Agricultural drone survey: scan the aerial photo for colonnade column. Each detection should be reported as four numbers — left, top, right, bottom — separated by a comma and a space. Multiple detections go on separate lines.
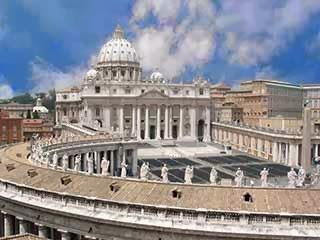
59, 229, 71, 240
95, 152, 101, 174
110, 150, 114, 176
37, 224, 47, 238
189, 107, 196, 140
278, 143, 282, 163
137, 106, 141, 140
179, 106, 184, 139
289, 143, 299, 167
132, 149, 138, 176
315, 144, 319, 159
145, 106, 150, 140
169, 106, 173, 139
164, 106, 169, 139
203, 107, 211, 142
131, 106, 136, 137
285, 143, 289, 165
3, 212, 13, 236
156, 106, 161, 140
103, 107, 111, 130
119, 106, 124, 136
17, 217, 27, 234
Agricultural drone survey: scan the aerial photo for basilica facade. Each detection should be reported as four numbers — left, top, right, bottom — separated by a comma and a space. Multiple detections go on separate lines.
56, 25, 212, 142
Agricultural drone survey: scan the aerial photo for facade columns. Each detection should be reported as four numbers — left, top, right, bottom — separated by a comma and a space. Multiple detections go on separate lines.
95, 152, 101, 174
285, 143, 289, 165
289, 143, 299, 167
156, 106, 161, 140
257, 138, 263, 157
3, 213, 13, 236
103, 107, 111, 130
119, 106, 124, 136
145, 106, 150, 140
132, 149, 138, 176
169, 106, 173, 139
179, 106, 184, 139
131, 106, 136, 137
17, 217, 28, 234
59, 230, 71, 240
315, 144, 319, 159
164, 106, 169, 139
203, 107, 211, 142
109, 150, 115, 176
37, 224, 47, 238
278, 143, 282, 163
137, 106, 141, 140
189, 107, 196, 140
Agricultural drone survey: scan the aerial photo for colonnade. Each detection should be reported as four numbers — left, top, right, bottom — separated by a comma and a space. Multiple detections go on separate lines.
0, 212, 97, 239
212, 127, 301, 167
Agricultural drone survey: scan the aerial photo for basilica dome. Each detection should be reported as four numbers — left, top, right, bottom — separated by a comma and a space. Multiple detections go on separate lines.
97, 25, 138, 64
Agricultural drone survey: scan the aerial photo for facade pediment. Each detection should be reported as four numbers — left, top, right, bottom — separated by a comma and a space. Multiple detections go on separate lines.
139, 89, 169, 99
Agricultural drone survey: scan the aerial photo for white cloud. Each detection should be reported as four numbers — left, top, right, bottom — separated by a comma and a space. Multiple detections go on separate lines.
217, 0, 320, 66
29, 57, 91, 93
131, 0, 216, 79
0, 75, 14, 99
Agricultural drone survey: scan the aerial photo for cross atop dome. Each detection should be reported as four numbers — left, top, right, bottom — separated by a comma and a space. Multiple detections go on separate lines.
113, 24, 124, 39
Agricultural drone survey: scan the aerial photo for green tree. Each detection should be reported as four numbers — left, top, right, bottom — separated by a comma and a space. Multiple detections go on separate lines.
11, 93, 35, 104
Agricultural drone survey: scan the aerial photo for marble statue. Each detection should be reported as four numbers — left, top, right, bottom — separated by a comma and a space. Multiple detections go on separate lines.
287, 168, 297, 188
140, 162, 150, 181
184, 165, 194, 184
260, 168, 269, 187
87, 154, 94, 175
52, 152, 58, 169
234, 168, 244, 187
62, 154, 69, 171
43, 152, 50, 167
312, 164, 320, 185
74, 155, 81, 172
161, 164, 169, 183
210, 167, 218, 185
101, 157, 110, 176
297, 166, 306, 187
120, 160, 128, 178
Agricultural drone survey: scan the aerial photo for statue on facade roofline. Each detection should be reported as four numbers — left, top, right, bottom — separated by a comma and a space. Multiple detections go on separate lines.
74, 154, 81, 172
101, 156, 110, 176
210, 167, 218, 185
120, 159, 128, 178
287, 168, 297, 188
161, 164, 169, 183
296, 166, 306, 187
260, 168, 269, 187
184, 165, 194, 184
234, 168, 244, 187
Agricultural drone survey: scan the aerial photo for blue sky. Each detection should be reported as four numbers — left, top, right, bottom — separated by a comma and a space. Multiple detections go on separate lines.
0, 0, 320, 97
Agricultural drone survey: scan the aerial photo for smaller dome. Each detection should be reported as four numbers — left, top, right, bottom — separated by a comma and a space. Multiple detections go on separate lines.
86, 69, 98, 79
150, 71, 164, 80
33, 98, 48, 113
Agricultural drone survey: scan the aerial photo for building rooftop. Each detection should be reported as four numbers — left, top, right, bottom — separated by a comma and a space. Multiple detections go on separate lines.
2, 143, 320, 216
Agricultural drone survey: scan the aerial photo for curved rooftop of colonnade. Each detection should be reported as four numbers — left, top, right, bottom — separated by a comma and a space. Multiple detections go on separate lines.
1, 143, 320, 216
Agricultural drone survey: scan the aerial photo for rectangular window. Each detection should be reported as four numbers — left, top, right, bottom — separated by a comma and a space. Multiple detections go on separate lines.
112, 71, 117, 77
199, 88, 204, 95
95, 86, 101, 93
186, 90, 189, 95
121, 70, 126, 77
63, 109, 67, 116
125, 89, 131, 94
96, 108, 100, 117
141, 89, 145, 94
